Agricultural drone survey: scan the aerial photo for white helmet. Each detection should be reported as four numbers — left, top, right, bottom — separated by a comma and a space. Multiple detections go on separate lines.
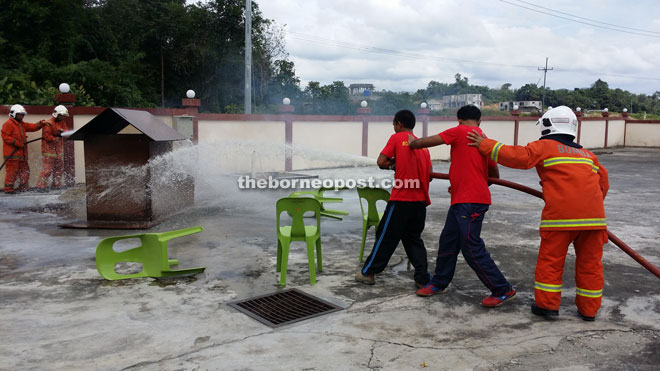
536, 105, 578, 138
53, 105, 69, 118
9, 104, 27, 118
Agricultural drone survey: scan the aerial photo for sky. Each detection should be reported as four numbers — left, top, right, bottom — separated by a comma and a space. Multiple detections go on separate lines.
253, 0, 660, 95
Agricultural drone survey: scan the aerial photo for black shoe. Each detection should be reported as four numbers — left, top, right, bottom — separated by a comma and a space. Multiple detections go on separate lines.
531, 303, 559, 318
578, 311, 595, 321
33, 187, 48, 193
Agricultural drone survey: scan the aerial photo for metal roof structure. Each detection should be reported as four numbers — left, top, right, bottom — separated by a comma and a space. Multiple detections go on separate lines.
68, 108, 186, 141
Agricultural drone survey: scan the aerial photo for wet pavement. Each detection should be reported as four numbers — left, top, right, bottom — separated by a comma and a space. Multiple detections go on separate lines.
0, 147, 659, 370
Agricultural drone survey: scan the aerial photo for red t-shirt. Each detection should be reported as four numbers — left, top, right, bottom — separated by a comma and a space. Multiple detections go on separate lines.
381, 131, 432, 205
438, 125, 496, 205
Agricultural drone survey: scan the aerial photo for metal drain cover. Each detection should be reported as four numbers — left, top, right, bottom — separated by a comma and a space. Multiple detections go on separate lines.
228, 288, 343, 328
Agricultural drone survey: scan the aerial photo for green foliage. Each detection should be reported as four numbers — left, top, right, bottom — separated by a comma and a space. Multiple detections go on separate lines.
300, 81, 353, 115
0, 0, 291, 112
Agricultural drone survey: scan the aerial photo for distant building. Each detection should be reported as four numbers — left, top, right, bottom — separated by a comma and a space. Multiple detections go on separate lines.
428, 94, 483, 110
349, 84, 375, 96
349, 83, 376, 103
499, 101, 542, 112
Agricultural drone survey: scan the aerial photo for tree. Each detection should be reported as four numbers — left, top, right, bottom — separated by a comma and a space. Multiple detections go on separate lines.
267, 60, 300, 105
301, 81, 351, 115
0, 0, 296, 112
515, 84, 542, 101
372, 90, 415, 115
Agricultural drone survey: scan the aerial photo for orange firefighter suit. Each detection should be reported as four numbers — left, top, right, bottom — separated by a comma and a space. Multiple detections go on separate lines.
2, 117, 45, 193
478, 137, 609, 317
36, 117, 68, 189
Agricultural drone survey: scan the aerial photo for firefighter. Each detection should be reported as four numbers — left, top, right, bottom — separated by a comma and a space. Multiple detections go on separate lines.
467, 106, 609, 321
35, 105, 69, 191
2, 104, 47, 193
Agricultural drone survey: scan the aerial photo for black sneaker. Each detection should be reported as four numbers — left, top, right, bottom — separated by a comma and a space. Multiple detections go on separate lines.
578, 311, 596, 321
531, 303, 559, 318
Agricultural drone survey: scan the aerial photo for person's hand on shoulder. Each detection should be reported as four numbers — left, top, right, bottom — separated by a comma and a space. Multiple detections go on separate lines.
407, 133, 416, 147
467, 130, 485, 147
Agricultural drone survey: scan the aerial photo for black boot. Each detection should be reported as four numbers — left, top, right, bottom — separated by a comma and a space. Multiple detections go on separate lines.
531, 303, 559, 319
578, 311, 595, 321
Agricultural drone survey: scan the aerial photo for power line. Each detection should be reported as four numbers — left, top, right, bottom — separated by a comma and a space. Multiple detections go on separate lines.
499, 0, 660, 39
286, 31, 539, 69
510, 0, 660, 35
554, 69, 660, 82
285, 31, 660, 82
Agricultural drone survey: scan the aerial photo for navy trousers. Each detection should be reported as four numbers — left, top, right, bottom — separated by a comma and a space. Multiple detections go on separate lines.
361, 201, 430, 286
430, 203, 511, 296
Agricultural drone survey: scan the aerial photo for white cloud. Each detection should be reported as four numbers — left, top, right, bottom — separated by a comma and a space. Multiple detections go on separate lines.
257, 0, 660, 94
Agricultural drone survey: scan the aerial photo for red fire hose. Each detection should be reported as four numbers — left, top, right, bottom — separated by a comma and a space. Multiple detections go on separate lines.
431, 171, 660, 279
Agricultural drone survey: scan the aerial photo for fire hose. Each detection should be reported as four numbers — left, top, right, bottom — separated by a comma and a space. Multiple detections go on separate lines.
0, 137, 43, 172
430, 171, 660, 279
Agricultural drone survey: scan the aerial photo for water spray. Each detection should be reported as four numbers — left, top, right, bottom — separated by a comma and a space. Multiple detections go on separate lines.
430, 172, 660, 279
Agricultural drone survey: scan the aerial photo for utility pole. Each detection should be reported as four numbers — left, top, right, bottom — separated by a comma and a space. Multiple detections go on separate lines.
244, 0, 252, 114
538, 57, 553, 112
631, 97, 633, 114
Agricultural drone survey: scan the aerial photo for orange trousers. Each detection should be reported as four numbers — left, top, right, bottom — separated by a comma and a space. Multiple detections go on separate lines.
36, 157, 63, 189
535, 230, 608, 317
4, 159, 30, 192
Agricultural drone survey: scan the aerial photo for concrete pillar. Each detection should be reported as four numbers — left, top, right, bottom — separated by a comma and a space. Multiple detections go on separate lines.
358, 106, 371, 157
623, 110, 629, 146
511, 109, 520, 145
417, 107, 430, 138
279, 104, 295, 171
575, 110, 583, 145
182, 98, 201, 144
602, 110, 610, 148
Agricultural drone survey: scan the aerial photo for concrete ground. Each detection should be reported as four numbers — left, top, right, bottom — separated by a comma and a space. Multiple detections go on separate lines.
1, 147, 659, 371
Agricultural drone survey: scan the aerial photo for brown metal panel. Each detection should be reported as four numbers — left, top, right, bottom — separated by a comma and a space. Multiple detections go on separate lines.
84, 134, 152, 221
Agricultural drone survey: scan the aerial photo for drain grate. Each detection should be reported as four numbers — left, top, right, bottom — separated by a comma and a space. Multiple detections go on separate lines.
228, 288, 343, 328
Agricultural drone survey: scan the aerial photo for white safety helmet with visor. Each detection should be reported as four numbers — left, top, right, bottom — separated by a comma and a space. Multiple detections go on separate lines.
536, 105, 578, 138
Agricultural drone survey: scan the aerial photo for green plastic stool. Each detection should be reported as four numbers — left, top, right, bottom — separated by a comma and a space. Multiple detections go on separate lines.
96, 226, 206, 280
276, 197, 322, 286
356, 187, 390, 263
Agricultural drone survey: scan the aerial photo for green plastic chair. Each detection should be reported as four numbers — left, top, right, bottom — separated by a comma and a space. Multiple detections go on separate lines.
276, 197, 322, 286
289, 187, 348, 220
96, 226, 206, 280
356, 187, 390, 263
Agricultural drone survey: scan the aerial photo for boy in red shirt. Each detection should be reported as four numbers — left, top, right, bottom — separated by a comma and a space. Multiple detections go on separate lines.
468, 106, 608, 320
355, 109, 433, 288
409, 105, 516, 307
